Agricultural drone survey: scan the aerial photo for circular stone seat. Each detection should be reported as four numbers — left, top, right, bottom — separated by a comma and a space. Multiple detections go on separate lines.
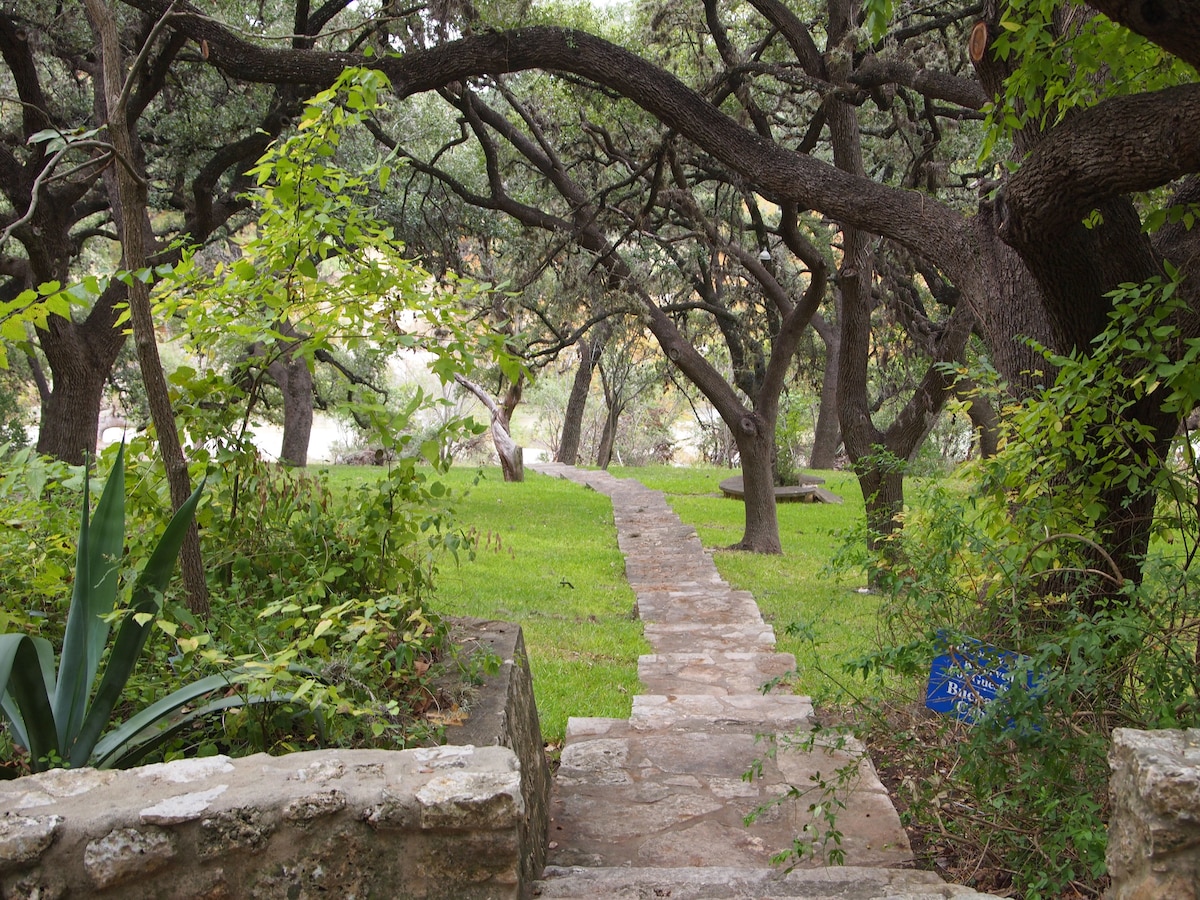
718, 474, 843, 504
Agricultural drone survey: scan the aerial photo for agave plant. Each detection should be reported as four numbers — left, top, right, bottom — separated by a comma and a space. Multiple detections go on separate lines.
0, 445, 237, 772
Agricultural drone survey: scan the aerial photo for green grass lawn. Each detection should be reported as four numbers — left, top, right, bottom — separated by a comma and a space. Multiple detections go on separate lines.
429, 467, 646, 743
318, 462, 885, 740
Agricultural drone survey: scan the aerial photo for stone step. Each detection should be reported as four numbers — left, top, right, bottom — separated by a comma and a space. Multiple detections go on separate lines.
563, 716, 629, 739
534, 865, 1006, 899
551, 717, 907, 872
643, 621, 778, 653
630, 693, 814, 731
639, 651, 798, 695
637, 589, 765, 626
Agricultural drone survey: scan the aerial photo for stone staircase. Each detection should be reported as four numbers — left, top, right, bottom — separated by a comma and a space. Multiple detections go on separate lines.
529, 463, 1001, 900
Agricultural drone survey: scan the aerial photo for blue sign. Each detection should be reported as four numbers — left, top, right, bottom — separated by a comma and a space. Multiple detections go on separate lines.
925, 634, 1032, 725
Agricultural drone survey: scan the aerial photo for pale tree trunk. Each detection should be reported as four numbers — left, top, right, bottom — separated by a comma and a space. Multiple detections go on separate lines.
595, 358, 622, 470
85, 0, 209, 616
953, 376, 1000, 459
267, 352, 313, 466
595, 401, 621, 469
809, 311, 842, 469
455, 374, 524, 482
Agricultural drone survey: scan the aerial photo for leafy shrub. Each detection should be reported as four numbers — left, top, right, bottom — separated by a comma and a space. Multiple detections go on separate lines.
835, 273, 1200, 897
141, 445, 474, 758
0, 445, 217, 772
0, 447, 79, 643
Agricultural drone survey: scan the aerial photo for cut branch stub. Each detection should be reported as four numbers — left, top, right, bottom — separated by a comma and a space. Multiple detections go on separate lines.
968, 21, 989, 63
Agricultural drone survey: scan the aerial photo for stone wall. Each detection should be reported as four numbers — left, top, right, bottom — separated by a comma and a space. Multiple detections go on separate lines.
1107, 727, 1200, 900
0, 621, 549, 900
442, 619, 550, 889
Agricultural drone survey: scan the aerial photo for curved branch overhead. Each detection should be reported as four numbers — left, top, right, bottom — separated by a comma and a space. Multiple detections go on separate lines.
119, 0, 1200, 302
848, 59, 988, 110
1002, 82, 1200, 239
1087, 0, 1200, 68
120, 1, 972, 276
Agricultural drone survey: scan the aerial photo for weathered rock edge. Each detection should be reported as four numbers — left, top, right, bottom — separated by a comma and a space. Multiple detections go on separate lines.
1107, 727, 1200, 900
0, 621, 549, 900
443, 617, 551, 890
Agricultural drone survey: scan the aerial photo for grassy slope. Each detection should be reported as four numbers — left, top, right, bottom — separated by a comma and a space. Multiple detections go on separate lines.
431, 467, 646, 743
320, 462, 883, 741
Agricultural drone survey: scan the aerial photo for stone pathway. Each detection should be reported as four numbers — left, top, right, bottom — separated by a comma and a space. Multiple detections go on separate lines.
529, 463, 1001, 899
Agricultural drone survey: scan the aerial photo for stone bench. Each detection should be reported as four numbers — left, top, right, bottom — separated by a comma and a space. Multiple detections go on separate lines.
718, 475, 843, 504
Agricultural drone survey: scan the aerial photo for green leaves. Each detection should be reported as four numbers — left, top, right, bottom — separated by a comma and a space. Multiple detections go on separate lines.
0, 280, 99, 367
27, 126, 104, 155
0, 445, 210, 771
862, 0, 894, 43
980, 0, 1197, 162
157, 67, 521, 462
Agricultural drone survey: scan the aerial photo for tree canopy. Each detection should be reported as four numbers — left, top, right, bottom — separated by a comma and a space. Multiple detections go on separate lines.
4, 0, 1200, 571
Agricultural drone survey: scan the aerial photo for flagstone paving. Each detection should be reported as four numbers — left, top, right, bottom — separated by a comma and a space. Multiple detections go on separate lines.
529, 463, 1002, 899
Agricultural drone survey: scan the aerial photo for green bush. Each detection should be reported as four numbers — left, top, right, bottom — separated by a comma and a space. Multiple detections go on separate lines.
0, 447, 79, 644
144, 448, 472, 759
0, 445, 215, 772
839, 272, 1200, 897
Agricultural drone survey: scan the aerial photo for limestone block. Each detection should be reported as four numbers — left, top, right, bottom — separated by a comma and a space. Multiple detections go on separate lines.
0, 815, 63, 871
416, 768, 524, 829
197, 808, 273, 858
140, 785, 229, 825
84, 826, 176, 889
136, 756, 235, 784
1108, 728, 1200, 900
362, 790, 422, 829
281, 789, 347, 823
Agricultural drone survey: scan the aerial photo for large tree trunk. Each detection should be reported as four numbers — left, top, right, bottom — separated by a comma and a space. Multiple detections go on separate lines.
262, 321, 314, 467
37, 337, 115, 465
730, 414, 782, 554
86, 0, 209, 616
267, 352, 314, 466
809, 311, 841, 469
858, 463, 905, 560
35, 292, 126, 465
558, 326, 606, 465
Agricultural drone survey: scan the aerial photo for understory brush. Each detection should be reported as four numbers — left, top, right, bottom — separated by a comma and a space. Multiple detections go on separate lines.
835, 278, 1200, 898
0, 439, 486, 773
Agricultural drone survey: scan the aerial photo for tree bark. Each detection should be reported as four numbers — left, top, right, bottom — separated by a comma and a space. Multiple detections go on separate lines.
953, 376, 1001, 459
260, 319, 314, 467
36, 310, 123, 465
266, 352, 314, 467
595, 405, 616, 470
595, 357, 622, 470
809, 311, 842, 469
731, 412, 783, 554
85, 0, 209, 616
557, 325, 606, 465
